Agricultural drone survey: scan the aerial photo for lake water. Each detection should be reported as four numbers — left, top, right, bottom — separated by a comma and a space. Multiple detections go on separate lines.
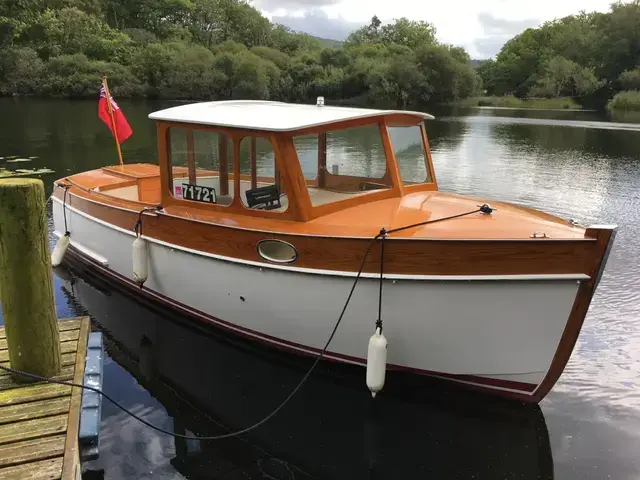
1, 98, 639, 479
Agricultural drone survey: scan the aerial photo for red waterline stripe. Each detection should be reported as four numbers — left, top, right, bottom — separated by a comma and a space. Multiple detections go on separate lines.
64, 245, 538, 395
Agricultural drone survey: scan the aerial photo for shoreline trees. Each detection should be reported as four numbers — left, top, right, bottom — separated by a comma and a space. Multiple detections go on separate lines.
0, 1, 480, 107
476, 1, 640, 110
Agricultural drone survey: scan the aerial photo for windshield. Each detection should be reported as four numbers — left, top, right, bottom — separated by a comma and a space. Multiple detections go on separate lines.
293, 124, 392, 207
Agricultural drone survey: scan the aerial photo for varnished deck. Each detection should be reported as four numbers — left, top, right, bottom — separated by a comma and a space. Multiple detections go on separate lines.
0, 317, 90, 479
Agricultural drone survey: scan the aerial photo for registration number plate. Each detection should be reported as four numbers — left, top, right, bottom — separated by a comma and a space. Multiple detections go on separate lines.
182, 183, 217, 203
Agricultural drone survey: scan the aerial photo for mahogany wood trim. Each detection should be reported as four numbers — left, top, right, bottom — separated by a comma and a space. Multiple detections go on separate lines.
54, 188, 601, 276
307, 186, 398, 220
218, 136, 229, 196
98, 179, 138, 192
186, 130, 196, 184
380, 123, 405, 197
422, 124, 438, 187
384, 113, 427, 127
318, 133, 327, 188
531, 226, 616, 401
319, 172, 392, 193
153, 119, 443, 222
290, 114, 423, 137
250, 137, 257, 189
158, 122, 172, 208
272, 135, 310, 222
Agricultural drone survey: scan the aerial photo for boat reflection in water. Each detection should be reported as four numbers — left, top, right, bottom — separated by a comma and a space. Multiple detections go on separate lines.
60, 264, 554, 480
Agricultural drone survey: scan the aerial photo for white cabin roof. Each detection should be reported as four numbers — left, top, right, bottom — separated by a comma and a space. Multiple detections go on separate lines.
148, 100, 434, 132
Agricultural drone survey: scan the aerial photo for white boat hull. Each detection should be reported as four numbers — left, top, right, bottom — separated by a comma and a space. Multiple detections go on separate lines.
53, 198, 586, 399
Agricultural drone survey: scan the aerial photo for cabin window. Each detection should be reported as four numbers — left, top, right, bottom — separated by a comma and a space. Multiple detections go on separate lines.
293, 124, 391, 207
238, 136, 285, 211
387, 125, 431, 185
168, 128, 234, 206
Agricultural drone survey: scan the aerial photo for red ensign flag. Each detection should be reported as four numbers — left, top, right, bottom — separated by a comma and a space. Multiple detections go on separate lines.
98, 82, 133, 144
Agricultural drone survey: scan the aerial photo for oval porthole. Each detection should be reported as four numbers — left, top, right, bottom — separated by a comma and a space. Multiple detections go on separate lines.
257, 239, 298, 264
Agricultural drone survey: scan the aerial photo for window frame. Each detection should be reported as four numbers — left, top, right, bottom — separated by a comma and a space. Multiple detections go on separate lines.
383, 117, 438, 193
288, 118, 405, 220
156, 114, 438, 223
158, 121, 298, 220
237, 134, 285, 210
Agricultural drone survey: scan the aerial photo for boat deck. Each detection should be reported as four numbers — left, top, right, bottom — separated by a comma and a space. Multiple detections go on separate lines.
0, 317, 90, 479
60, 164, 588, 240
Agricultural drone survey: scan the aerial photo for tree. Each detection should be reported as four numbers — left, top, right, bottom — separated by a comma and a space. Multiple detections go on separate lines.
0, 0, 483, 106
189, 0, 271, 48
531, 56, 602, 98
481, 1, 640, 104
346, 16, 436, 49
619, 67, 640, 90
23, 7, 133, 61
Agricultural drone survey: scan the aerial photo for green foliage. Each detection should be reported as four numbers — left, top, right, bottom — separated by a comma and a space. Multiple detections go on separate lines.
0, 0, 481, 106
619, 68, 640, 90
458, 96, 579, 109
42, 53, 140, 97
0, 48, 44, 95
346, 16, 436, 49
21, 8, 133, 61
607, 90, 640, 111
530, 56, 602, 98
478, 1, 640, 107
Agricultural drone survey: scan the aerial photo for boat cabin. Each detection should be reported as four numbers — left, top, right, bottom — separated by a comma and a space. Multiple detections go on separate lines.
97, 100, 437, 222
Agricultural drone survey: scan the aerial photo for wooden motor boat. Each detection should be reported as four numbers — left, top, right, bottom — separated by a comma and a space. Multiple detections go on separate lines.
51, 99, 616, 403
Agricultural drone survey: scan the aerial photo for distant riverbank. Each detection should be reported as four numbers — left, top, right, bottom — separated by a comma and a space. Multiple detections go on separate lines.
456, 91, 640, 113
454, 96, 581, 110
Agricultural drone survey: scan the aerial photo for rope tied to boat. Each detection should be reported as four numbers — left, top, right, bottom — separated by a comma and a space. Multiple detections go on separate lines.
57, 182, 72, 237
1, 203, 493, 441
134, 204, 164, 237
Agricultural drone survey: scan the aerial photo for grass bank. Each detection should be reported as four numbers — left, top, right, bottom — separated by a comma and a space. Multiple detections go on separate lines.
607, 90, 640, 111
456, 96, 581, 110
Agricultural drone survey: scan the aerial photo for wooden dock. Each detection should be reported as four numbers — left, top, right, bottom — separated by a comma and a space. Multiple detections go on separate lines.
0, 317, 90, 480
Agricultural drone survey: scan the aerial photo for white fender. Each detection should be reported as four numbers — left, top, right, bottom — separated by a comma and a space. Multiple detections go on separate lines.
366, 327, 387, 398
132, 236, 149, 286
51, 234, 70, 267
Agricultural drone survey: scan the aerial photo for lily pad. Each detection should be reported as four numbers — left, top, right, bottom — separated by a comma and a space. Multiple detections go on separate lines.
6, 158, 32, 163
5, 156, 18, 160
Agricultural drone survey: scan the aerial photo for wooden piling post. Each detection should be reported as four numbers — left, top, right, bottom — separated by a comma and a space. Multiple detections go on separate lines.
0, 179, 61, 379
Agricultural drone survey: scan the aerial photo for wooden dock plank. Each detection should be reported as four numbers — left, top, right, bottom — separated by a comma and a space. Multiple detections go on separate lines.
0, 365, 75, 389
0, 414, 67, 445
1, 352, 76, 367
0, 434, 66, 467
0, 397, 70, 426
0, 383, 71, 407
0, 318, 83, 340
0, 457, 63, 479
0, 330, 79, 351
60, 318, 90, 480
0, 316, 90, 480
0, 341, 77, 363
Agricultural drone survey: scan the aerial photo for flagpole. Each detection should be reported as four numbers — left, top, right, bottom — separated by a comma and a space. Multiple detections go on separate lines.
102, 76, 124, 166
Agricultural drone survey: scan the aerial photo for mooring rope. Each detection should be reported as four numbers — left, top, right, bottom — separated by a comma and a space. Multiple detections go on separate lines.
0, 205, 492, 441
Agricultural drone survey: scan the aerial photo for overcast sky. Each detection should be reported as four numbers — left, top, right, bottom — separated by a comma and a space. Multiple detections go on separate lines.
256, 0, 615, 58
